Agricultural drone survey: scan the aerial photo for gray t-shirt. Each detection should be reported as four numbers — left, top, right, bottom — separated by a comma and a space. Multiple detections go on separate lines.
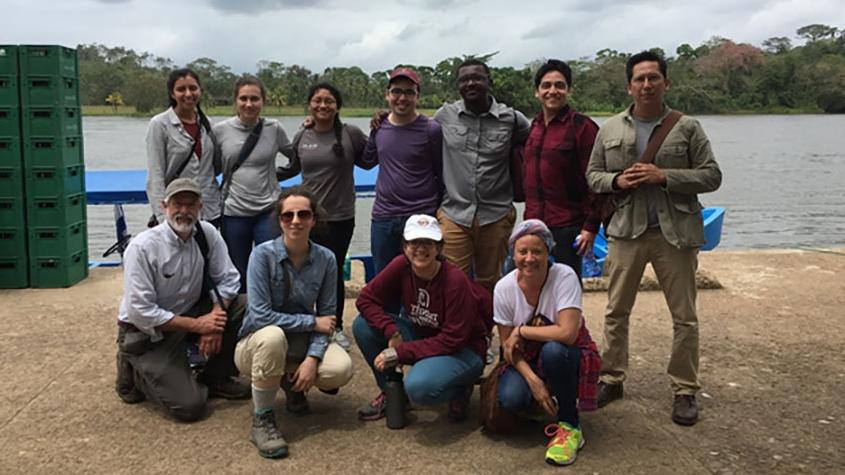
213, 117, 293, 217
633, 117, 661, 228
283, 124, 372, 221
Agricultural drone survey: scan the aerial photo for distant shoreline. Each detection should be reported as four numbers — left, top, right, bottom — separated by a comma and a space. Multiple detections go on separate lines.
81, 105, 825, 118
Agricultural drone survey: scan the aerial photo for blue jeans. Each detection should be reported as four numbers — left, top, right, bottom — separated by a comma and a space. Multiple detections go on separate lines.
370, 216, 408, 314
352, 314, 484, 406
497, 341, 581, 426
222, 209, 281, 293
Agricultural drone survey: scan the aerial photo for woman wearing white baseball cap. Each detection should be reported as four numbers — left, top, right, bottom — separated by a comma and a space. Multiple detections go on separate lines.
353, 214, 492, 423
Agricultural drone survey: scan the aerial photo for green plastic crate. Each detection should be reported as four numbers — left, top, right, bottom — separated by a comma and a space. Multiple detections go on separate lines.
0, 75, 18, 106
28, 221, 85, 257
21, 106, 80, 137
19, 45, 77, 77
20, 75, 79, 107
0, 196, 26, 227
0, 107, 20, 136
0, 166, 24, 198
0, 46, 18, 75
25, 164, 84, 197
23, 135, 82, 167
26, 192, 84, 227
0, 226, 27, 258
0, 137, 22, 167
0, 256, 29, 288
29, 249, 87, 288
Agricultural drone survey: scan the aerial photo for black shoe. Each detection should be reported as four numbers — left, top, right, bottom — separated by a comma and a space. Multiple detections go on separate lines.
280, 376, 310, 415
319, 387, 339, 395
672, 395, 699, 426
447, 385, 473, 422
597, 381, 623, 408
205, 377, 251, 400
115, 353, 145, 404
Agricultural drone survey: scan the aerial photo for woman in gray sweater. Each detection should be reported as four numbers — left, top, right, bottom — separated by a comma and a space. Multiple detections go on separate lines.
145, 68, 221, 226
213, 76, 293, 292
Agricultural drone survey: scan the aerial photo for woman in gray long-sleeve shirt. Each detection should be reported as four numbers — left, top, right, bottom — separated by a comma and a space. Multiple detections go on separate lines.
145, 68, 221, 225
213, 76, 293, 292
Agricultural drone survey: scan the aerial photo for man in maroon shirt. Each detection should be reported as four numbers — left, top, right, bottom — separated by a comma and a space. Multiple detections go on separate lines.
352, 215, 491, 423
523, 60, 601, 279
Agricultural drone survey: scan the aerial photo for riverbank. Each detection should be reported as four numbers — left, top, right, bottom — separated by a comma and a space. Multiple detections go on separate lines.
1, 249, 843, 474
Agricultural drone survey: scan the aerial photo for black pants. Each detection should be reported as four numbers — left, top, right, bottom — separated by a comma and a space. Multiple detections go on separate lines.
311, 218, 355, 329
550, 224, 583, 281
115, 294, 246, 422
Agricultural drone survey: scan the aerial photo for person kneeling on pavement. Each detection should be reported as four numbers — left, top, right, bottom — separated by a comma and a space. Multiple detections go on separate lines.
353, 214, 491, 423
115, 178, 250, 422
235, 186, 353, 459
493, 220, 600, 466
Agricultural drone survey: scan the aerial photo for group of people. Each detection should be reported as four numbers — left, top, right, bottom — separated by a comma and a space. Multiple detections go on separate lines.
116, 50, 722, 467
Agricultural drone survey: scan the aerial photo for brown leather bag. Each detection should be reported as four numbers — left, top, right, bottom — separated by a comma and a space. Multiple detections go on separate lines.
599, 110, 683, 228
478, 361, 521, 434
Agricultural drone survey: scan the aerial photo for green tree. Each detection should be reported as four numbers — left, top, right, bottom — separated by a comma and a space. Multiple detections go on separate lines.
123, 70, 165, 113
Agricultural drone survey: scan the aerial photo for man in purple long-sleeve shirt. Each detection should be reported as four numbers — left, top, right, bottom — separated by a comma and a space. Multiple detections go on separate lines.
362, 68, 443, 280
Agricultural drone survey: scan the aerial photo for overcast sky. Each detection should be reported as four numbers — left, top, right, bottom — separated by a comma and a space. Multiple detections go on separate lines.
4, 0, 843, 74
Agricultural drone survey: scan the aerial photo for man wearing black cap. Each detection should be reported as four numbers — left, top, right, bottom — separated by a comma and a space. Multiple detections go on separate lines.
115, 177, 249, 422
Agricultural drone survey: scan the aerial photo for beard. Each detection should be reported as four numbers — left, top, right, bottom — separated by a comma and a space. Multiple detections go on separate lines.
166, 212, 197, 235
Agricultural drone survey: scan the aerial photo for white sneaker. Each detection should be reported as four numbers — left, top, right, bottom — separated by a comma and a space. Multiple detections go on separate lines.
334, 329, 352, 351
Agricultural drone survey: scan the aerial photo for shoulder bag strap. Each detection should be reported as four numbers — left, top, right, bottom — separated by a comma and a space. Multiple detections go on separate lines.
220, 118, 264, 191
164, 134, 197, 186
638, 110, 682, 165
193, 221, 226, 311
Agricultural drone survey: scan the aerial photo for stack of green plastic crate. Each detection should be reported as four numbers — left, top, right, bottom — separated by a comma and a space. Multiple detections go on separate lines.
19, 45, 87, 288
0, 45, 29, 288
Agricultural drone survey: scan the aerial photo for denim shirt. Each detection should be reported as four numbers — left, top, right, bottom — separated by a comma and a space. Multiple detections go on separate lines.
238, 237, 337, 360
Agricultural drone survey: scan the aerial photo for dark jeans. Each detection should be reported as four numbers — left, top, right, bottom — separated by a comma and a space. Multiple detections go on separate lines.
115, 295, 246, 422
221, 209, 281, 293
550, 224, 582, 281
311, 218, 355, 329
352, 314, 483, 405
497, 341, 581, 426
370, 216, 408, 314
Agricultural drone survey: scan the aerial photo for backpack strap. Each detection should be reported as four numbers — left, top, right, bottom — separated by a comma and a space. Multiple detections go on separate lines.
638, 110, 683, 164
193, 221, 226, 311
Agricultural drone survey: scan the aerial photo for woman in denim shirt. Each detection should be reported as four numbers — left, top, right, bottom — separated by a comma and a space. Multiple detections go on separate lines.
234, 186, 353, 459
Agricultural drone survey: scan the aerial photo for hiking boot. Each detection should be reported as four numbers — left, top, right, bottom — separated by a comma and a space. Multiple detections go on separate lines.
544, 422, 585, 466
205, 377, 251, 400
280, 376, 310, 415
115, 353, 145, 404
333, 329, 352, 352
250, 410, 289, 459
358, 392, 388, 421
597, 381, 623, 408
672, 394, 699, 426
447, 385, 473, 422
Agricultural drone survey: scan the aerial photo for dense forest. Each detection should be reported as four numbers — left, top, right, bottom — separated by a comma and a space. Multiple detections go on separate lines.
78, 23, 845, 115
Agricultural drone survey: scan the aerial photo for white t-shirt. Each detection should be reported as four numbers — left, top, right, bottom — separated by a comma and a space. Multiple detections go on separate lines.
493, 263, 582, 327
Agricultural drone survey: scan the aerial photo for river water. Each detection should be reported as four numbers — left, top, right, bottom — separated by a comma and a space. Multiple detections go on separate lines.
81, 114, 845, 262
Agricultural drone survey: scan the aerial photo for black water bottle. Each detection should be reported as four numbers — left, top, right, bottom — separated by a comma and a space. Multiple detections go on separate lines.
384, 370, 407, 429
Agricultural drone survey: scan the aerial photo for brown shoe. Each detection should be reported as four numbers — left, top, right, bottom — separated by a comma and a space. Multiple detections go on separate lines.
672, 395, 699, 426
597, 381, 623, 408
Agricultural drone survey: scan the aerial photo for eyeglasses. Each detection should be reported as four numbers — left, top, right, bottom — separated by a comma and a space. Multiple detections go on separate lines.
406, 239, 438, 248
280, 209, 314, 223
388, 87, 418, 98
458, 73, 488, 85
310, 98, 337, 106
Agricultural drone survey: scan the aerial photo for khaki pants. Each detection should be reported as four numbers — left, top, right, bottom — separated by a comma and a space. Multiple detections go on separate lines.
235, 326, 353, 391
437, 207, 516, 292
600, 228, 700, 395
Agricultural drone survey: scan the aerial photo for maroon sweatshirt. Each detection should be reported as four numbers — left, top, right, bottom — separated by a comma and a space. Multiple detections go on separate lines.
356, 255, 490, 364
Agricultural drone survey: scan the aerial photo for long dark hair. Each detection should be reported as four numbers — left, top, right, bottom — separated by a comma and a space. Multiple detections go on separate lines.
166, 68, 211, 132
307, 82, 345, 158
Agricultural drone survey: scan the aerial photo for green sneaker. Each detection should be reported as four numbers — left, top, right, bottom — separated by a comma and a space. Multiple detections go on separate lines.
544, 422, 584, 466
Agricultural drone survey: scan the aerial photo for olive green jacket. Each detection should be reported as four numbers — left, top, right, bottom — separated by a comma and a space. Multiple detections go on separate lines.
586, 106, 722, 248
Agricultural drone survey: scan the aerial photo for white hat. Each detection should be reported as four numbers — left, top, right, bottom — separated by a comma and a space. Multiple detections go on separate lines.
403, 214, 442, 242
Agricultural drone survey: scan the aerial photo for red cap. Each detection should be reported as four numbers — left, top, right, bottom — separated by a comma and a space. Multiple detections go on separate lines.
389, 67, 421, 87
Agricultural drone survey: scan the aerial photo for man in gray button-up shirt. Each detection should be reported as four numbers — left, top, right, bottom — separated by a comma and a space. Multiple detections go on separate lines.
115, 178, 249, 422
433, 59, 531, 292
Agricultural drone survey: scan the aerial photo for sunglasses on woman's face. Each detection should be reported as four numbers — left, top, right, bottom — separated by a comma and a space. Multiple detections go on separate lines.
280, 209, 314, 223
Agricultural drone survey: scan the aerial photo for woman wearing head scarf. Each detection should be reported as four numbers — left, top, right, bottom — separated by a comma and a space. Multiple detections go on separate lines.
493, 219, 601, 466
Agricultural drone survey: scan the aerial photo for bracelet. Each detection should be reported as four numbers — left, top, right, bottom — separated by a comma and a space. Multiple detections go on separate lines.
518, 326, 524, 338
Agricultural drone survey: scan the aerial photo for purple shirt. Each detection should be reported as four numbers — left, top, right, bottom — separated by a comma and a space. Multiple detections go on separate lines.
363, 115, 443, 219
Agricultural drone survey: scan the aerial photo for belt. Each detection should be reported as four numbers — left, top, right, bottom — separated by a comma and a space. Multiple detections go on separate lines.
117, 320, 141, 332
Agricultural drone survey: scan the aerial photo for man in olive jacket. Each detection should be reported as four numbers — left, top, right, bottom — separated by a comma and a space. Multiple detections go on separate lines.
586, 51, 722, 426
